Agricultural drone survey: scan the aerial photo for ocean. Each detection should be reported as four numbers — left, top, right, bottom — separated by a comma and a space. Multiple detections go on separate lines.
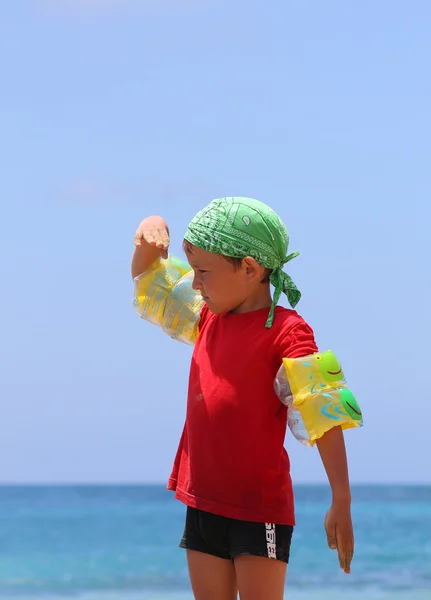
0, 485, 430, 600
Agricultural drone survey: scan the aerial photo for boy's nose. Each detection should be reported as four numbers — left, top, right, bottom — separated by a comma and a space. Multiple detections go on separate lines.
192, 275, 201, 291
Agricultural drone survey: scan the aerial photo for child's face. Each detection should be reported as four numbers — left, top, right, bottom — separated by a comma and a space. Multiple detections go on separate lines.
185, 244, 265, 315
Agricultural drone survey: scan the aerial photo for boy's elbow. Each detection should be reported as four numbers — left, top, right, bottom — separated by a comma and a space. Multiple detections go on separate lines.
131, 266, 142, 280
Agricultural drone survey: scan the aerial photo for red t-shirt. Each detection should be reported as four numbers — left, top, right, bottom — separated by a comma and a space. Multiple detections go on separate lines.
167, 304, 318, 525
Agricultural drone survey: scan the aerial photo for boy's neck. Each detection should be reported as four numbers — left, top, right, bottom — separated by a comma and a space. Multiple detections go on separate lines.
230, 285, 273, 315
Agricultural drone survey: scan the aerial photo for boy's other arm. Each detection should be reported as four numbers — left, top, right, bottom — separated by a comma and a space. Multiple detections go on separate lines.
273, 319, 357, 575
316, 427, 354, 575
131, 215, 170, 279
317, 426, 351, 504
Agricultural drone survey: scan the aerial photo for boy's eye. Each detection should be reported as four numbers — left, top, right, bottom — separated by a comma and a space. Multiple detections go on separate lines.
198, 270, 208, 274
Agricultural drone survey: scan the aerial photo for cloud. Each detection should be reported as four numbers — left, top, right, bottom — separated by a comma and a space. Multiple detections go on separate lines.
60, 176, 219, 205
61, 178, 125, 203
37, 0, 199, 16
39, 0, 145, 8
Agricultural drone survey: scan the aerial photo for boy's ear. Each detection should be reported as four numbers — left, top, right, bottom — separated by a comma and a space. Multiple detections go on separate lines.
242, 256, 265, 281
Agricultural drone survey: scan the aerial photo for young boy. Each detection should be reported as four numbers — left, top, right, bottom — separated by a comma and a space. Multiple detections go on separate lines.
131, 197, 360, 600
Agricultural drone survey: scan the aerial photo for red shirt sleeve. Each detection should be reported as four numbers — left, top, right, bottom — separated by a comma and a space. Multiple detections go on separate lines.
274, 317, 319, 360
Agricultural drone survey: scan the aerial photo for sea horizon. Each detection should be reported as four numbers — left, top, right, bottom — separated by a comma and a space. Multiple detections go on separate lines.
1, 481, 430, 487
1, 484, 429, 599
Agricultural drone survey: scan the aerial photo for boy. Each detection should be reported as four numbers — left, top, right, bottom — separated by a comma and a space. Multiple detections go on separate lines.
131, 197, 359, 600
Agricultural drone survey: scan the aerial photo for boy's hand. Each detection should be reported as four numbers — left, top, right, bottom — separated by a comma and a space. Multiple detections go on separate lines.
133, 216, 170, 260
324, 502, 354, 574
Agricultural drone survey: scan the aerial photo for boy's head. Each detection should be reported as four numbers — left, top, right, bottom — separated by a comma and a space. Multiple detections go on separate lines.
183, 240, 270, 317
183, 197, 301, 328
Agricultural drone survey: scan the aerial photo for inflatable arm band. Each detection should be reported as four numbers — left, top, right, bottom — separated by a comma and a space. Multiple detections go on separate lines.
132, 256, 203, 345
274, 350, 363, 446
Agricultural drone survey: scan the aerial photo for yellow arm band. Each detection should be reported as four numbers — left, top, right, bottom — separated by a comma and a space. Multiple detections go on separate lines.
274, 350, 363, 446
132, 256, 203, 346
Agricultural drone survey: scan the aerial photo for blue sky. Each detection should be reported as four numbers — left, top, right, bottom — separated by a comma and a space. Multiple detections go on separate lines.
0, 0, 429, 484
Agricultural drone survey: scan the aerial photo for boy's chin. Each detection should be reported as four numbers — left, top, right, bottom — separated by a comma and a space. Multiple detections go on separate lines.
202, 299, 226, 315
205, 301, 236, 316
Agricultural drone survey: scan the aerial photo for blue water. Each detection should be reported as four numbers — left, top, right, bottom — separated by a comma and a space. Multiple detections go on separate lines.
0, 485, 430, 600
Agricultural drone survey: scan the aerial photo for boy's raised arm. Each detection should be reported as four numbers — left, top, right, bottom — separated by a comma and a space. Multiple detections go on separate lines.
131, 215, 203, 346
131, 215, 170, 279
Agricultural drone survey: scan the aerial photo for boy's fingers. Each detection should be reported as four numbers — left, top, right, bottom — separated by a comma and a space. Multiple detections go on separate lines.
143, 231, 156, 245
158, 228, 170, 248
143, 229, 170, 248
338, 541, 353, 573
325, 518, 337, 550
340, 551, 353, 574
134, 226, 169, 254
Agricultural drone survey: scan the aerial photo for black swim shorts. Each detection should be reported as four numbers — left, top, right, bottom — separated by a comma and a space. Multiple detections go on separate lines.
180, 506, 293, 563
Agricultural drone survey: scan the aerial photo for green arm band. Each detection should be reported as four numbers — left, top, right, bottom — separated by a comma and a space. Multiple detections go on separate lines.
274, 350, 363, 447
132, 256, 203, 346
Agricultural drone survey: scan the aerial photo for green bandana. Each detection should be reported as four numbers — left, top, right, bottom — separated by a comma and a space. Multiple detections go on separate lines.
184, 197, 301, 328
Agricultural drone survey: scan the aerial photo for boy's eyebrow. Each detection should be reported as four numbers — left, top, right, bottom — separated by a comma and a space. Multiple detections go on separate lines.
188, 259, 211, 270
